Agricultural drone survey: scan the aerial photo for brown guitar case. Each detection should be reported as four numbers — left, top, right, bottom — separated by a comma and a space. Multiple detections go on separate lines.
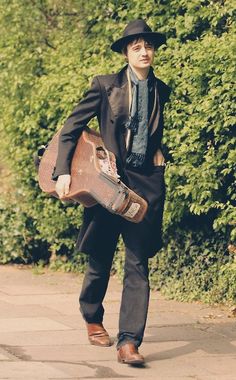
38, 128, 148, 223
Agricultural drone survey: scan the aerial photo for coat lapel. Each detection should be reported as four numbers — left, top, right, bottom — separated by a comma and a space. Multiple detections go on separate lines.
106, 67, 162, 134
105, 66, 129, 124
103, 67, 163, 162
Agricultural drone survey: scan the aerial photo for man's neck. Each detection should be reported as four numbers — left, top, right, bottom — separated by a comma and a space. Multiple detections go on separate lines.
129, 64, 150, 80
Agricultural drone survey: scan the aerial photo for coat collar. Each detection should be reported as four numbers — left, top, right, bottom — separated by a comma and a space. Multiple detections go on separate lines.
109, 64, 156, 88
113, 64, 129, 88
105, 65, 160, 134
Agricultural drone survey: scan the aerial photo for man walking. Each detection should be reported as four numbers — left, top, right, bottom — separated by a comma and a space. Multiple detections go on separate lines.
54, 19, 171, 365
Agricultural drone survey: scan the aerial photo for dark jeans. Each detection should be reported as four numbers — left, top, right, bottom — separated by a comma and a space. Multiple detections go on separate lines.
79, 243, 150, 349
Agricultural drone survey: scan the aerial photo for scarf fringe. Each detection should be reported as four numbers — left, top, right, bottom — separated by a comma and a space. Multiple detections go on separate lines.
126, 153, 145, 168
125, 115, 138, 134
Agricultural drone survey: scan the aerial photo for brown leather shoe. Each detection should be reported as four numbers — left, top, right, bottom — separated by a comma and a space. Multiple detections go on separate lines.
86, 322, 112, 347
117, 342, 145, 365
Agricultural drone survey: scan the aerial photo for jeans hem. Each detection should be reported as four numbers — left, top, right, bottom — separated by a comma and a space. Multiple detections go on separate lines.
116, 338, 139, 350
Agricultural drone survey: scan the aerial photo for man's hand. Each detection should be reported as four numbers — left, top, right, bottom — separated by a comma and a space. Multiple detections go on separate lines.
153, 149, 165, 166
55, 174, 71, 199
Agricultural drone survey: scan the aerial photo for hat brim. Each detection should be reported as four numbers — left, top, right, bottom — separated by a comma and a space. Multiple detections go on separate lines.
111, 32, 166, 53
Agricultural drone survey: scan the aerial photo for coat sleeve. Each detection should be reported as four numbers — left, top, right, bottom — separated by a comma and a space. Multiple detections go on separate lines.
52, 77, 101, 179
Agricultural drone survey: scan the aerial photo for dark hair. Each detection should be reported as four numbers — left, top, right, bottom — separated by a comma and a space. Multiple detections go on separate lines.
122, 36, 156, 54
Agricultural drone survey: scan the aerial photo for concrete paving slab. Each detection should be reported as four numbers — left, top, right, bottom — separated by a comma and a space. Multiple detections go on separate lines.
7, 344, 117, 362
147, 312, 198, 326
0, 295, 82, 316
46, 362, 97, 378
0, 265, 83, 287
68, 378, 236, 380
0, 285, 74, 296
0, 317, 73, 333
144, 324, 213, 342
47, 315, 98, 330
90, 353, 236, 378
0, 264, 235, 380
0, 362, 69, 379
0, 300, 63, 318
0, 329, 118, 347
0, 293, 77, 306
143, 340, 236, 359
0, 353, 9, 360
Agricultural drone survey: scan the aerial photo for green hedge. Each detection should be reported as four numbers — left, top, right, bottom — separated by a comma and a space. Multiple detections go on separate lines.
0, 0, 235, 304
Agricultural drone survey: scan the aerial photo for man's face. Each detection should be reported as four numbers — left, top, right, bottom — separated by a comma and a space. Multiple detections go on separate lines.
125, 38, 155, 70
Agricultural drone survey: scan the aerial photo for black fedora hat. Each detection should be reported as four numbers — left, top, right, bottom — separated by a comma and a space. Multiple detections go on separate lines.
111, 19, 166, 53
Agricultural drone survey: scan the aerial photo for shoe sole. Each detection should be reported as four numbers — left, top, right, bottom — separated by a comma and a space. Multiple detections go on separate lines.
118, 356, 144, 365
89, 339, 113, 347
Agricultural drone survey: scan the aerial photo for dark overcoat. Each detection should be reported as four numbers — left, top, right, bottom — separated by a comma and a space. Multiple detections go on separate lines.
53, 65, 171, 258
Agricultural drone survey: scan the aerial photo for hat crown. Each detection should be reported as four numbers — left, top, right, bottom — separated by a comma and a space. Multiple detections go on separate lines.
123, 19, 152, 38
110, 18, 166, 53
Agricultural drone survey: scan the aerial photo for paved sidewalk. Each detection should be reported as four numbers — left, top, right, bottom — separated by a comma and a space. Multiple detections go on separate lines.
0, 265, 235, 380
